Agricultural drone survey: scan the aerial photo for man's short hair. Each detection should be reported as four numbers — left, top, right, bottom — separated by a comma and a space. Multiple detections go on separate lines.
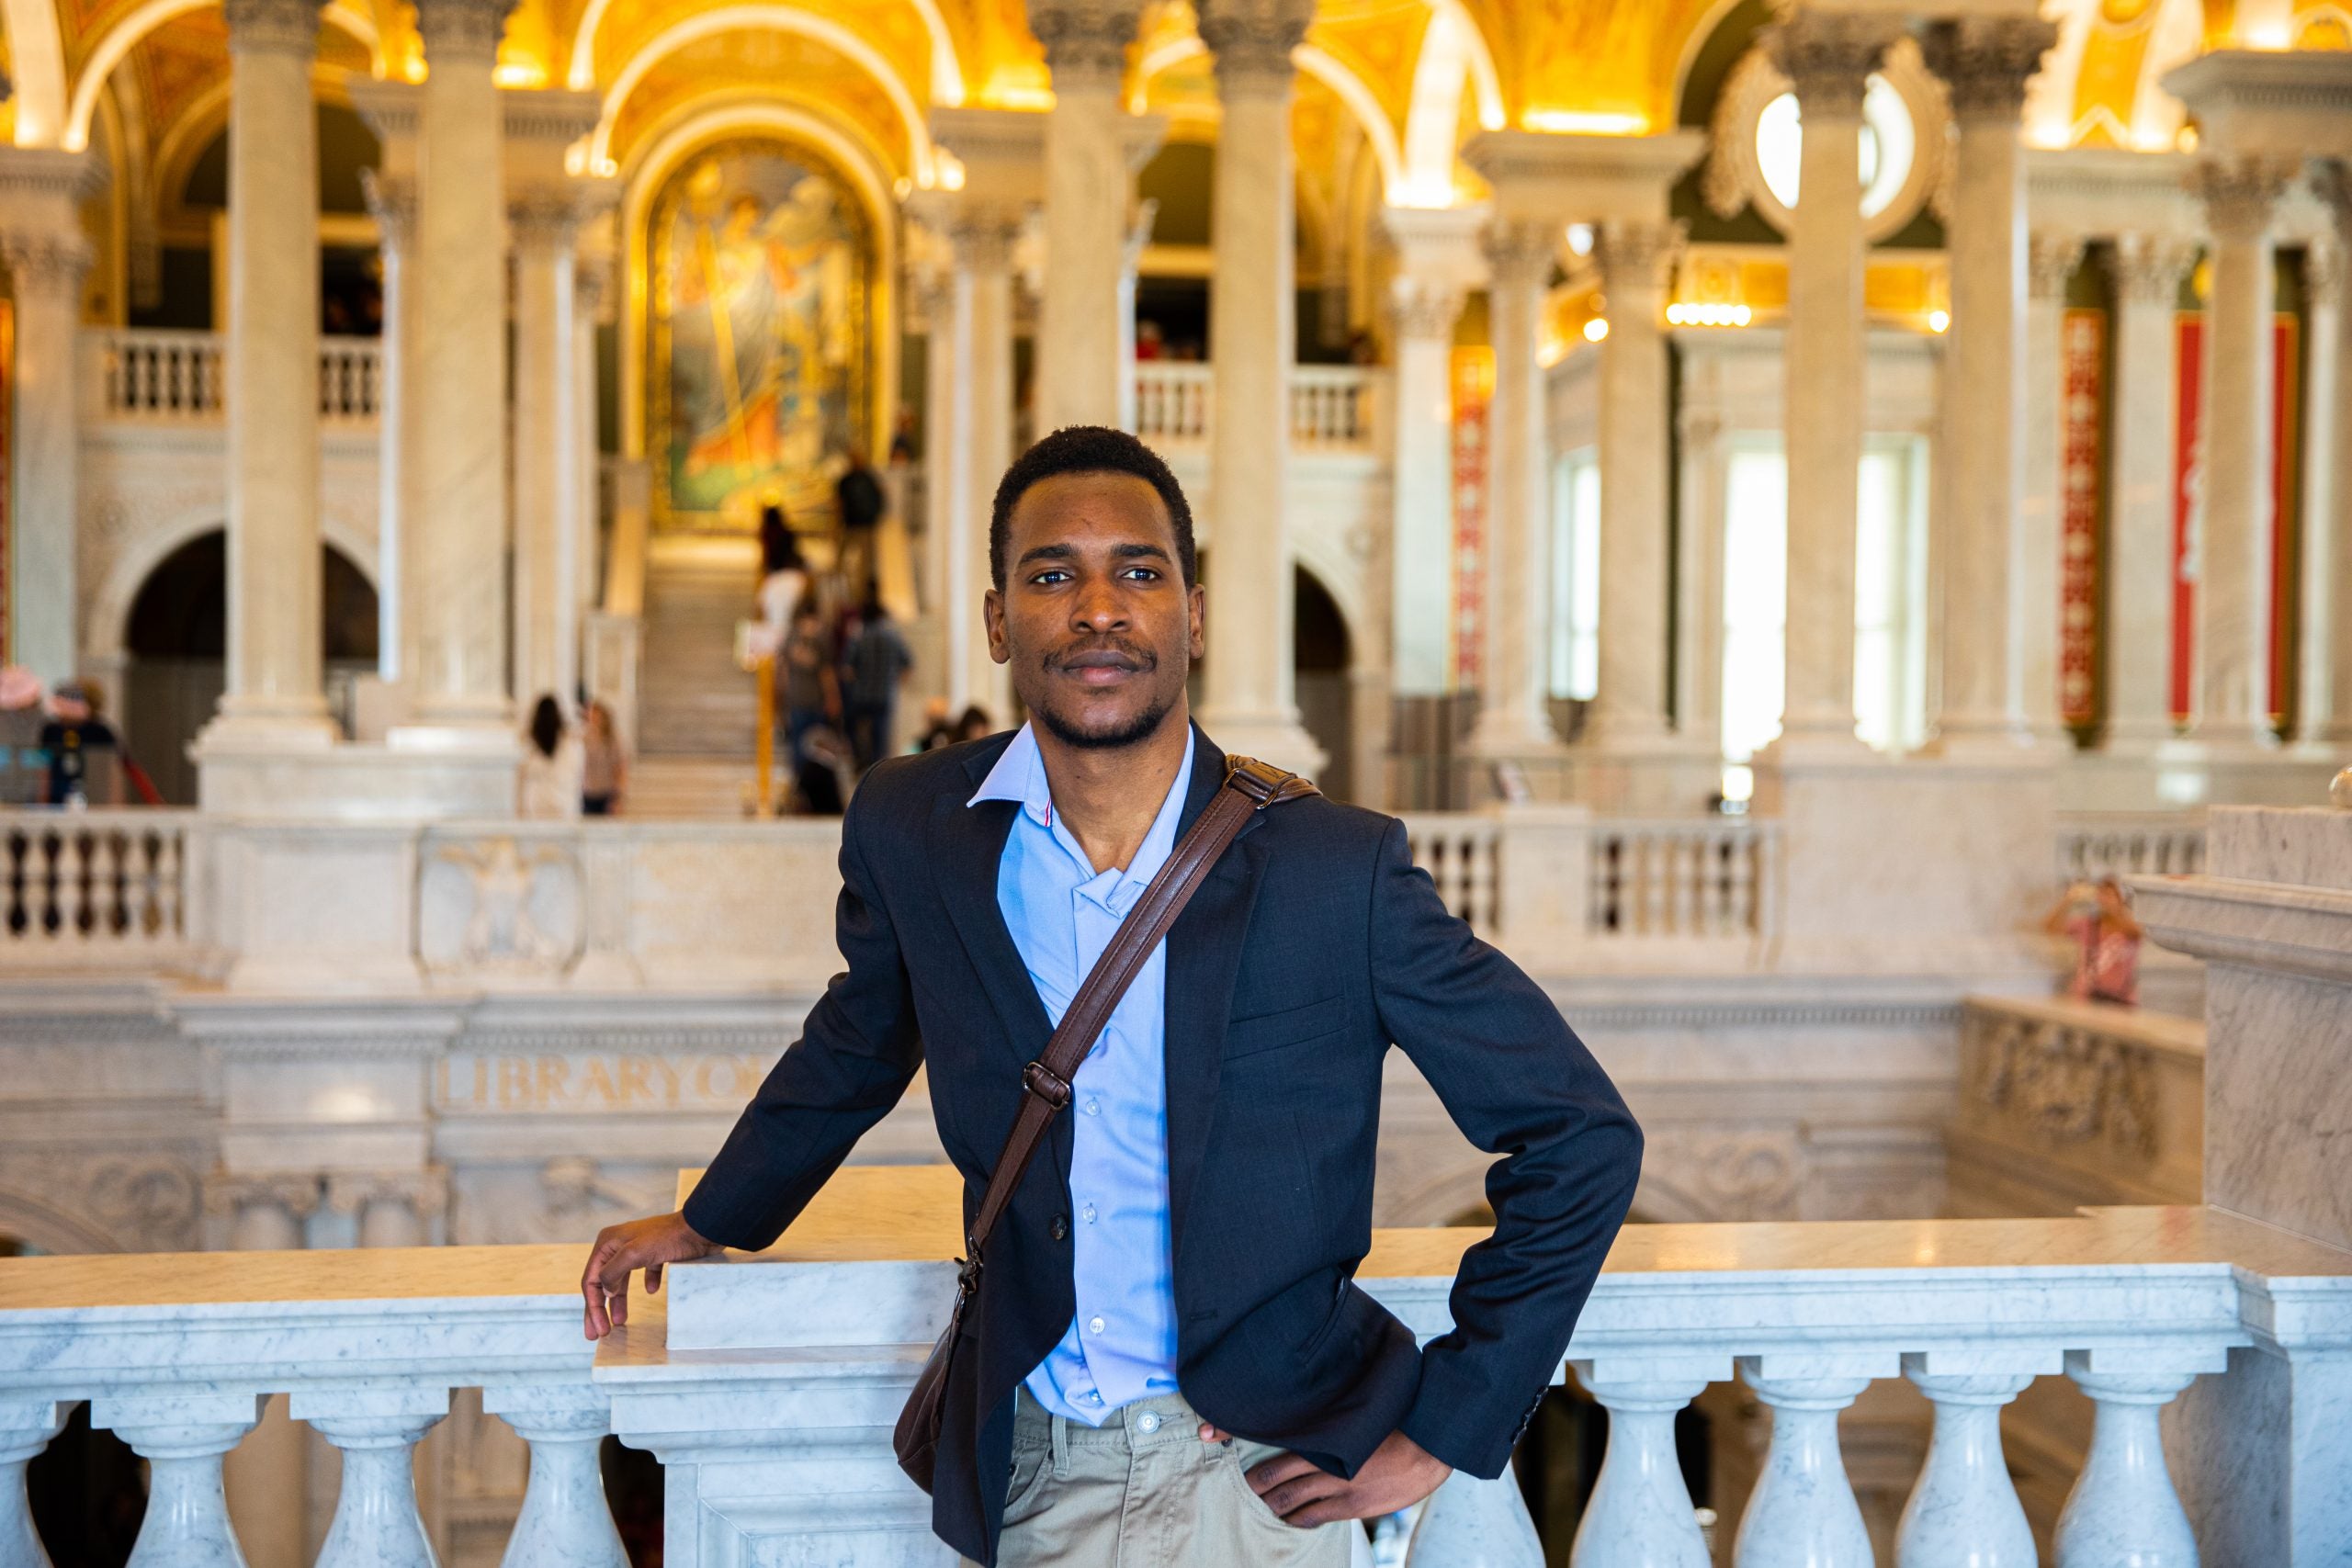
989, 425, 1196, 592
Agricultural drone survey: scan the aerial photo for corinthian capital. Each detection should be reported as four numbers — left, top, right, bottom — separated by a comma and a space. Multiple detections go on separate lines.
413, 0, 515, 63
1921, 16, 2058, 121
1764, 13, 1899, 119
1484, 219, 1561, 289
223, 0, 322, 53
360, 169, 416, 251
2107, 231, 2199, 305
1595, 218, 1684, 294
2028, 230, 2085, 299
1387, 274, 1466, 341
1027, 1, 1146, 84
2192, 154, 2299, 244
1198, 0, 1312, 93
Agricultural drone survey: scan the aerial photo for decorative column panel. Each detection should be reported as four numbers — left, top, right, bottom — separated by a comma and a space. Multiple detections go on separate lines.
1029, 1, 1151, 433
2188, 156, 2293, 746
1585, 218, 1683, 745
2018, 228, 2083, 740
0, 150, 102, 685
350, 82, 422, 686
2102, 232, 2198, 749
1922, 17, 2058, 750
1464, 220, 1563, 758
503, 92, 603, 716
2295, 219, 2347, 746
957, 207, 1021, 723
1381, 204, 1484, 696
407, 0, 520, 734
1196, 0, 1326, 774
1765, 15, 1893, 753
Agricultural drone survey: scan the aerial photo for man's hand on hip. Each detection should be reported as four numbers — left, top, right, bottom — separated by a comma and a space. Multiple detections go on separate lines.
1198, 1423, 1453, 1527
580, 1212, 721, 1339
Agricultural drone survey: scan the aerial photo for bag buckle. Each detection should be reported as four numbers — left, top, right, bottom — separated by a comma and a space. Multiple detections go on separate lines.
1223, 755, 1295, 807
956, 1253, 982, 1295
1023, 1060, 1073, 1108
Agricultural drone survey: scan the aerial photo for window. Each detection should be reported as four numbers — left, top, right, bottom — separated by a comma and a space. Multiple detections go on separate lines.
1720, 445, 1790, 789
1550, 450, 1600, 701
1753, 74, 1916, 220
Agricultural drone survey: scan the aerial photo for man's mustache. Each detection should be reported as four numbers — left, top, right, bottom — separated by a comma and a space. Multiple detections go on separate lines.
1046, 639, 1157, 674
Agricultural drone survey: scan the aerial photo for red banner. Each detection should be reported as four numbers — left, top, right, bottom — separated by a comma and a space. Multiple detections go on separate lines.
2059, 307, 2105, 728
1449, 347, 1493, 690
2268, 316, 2299, 724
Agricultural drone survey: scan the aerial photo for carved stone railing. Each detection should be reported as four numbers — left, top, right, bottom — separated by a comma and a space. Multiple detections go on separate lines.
1395, 812, 1502, 931
1132, 363, 1384, 454
81, 328, 382, 426
1950, 996, 2205, 1213
1589, 818, 1780, 940
0, 808, 198, 966
2055, 812, 2204, 885
11, 1171, 2335, 1564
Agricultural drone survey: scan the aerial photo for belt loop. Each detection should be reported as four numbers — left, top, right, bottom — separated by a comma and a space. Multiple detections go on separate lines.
1050, 1410, 1069, 1478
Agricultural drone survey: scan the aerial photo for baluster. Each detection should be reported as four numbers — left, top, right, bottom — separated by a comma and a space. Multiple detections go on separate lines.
1590, 835, 1615, 933
1404, 1467, 1544, 1568
481, 1385, 626, 1568
293, 1387, 450, 1567
1643, 833, 1671, 935
1470, 829, 1498, 931
0, 1401, 66, 1568
56, 830, 87, 940
96, 829, 125, 937
93, 1392, 265, 1566
1671, 837, 1699, 934
33, 829, 62, 940
1895, 1349, 2053, 1567
2053, 1347, 2222, 1568
1732, 1353, 1893, 1568
1569, 1355, 1723, 1568
155, 829, 183, 940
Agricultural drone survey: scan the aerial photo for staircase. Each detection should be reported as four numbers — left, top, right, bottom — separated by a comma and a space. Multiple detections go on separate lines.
632, 535, 764, 816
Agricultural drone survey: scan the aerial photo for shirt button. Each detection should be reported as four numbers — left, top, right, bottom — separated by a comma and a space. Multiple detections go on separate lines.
1087, 1392, 1103, 1404
1135, 1412, 1162, 1435
1050, 1214, 1068, 1241
1088, 1315, 1106, 1334
1083, 1098, 1101, 1116
1081, 1202, 1097, 1224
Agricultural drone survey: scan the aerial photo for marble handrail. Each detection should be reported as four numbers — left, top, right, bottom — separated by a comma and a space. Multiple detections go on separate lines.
4, 1178, 2347, 1564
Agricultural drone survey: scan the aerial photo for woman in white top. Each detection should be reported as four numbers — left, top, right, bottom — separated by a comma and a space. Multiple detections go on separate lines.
517, 694, 582, 818
745, 504, 810, 661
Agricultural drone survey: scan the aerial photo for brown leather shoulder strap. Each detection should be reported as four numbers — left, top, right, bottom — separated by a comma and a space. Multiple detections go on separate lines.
956, 755, 1318, 1290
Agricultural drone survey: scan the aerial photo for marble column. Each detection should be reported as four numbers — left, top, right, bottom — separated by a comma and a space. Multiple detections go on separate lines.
1584, 218, 1683, 746
350, 82, 420, 687
203, 0, 336, 746
2295, 219, 2347, 747
1764, 15, 1894, 754
912, 243, 973, 712
1029, 0, 1150, 434
1921, 17, 2057, 751
510, 195, 580, 714
405, 0, 520, 737
956, 208, 1020, 723
2188, 155, 2295, 747
1196, 0, 1326, 775
1118, 200, 1157, 432
2018, 228, 2082, 740
0, 150, 101, 685
2102, 232, 2199, 749
1381, 205, 1483, 697
1464, 219, 1565, 760
574, 239, 612, 633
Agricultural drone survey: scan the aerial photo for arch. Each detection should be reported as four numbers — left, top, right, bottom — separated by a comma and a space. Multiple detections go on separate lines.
85, 503, 379, 666
616, 98, 900, 468
588, 5, 933, 181
4, 0, 71, 145
1430, 0, 1504, 132
1399, 1, 1477, 207
569, 0, 963, 105
63, 0, 380, 152
0, 1190, 124, 1256
1130, 35, 1406, 206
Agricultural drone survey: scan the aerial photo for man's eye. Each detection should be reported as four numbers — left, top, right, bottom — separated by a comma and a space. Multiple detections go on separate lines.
1032, 570, 1071, 585
1122, 568, 1159, 581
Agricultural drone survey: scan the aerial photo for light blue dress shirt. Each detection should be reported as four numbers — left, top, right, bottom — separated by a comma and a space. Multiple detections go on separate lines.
967, 721, 1193, 1424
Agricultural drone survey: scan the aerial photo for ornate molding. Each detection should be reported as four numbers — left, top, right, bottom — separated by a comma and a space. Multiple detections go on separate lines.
2028, 230, 2086, 300
1197, 0, 1311, 90
506, 187, 582, 252
2107, 231, 2200, 305
222, 0, 323, 53
1705, 38, 1944, 244
947, 209, 1024, 272
1920, 17, 2059, 122
2304, 235, 2344, 309
2192, 155, 2298, 243
362, 169, 416, 252
1970, 1012, 2157, 1161
326, 1166, 451, 1220
1385, 274, 1465, 341
0, 232, 94, 296
1596, 217, 1684, 294
1483, 218, 1560, 289
1, 1151, 203, 1253
1764, 14, 1899, 119
413, 0, 515, 62
1027, 1, 1145, 83
204, 1169, 324, 1220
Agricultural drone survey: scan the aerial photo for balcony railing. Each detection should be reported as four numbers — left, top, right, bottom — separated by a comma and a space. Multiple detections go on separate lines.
2055, 811, 2204, 884
1133, 362, 1383, 454
3, 1167, 2343, 1565
83, 328, 382, 426
1590, 818, 1778, 939
0, 808, 197, 963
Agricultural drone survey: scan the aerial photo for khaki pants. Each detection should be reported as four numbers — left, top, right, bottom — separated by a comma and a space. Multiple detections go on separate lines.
968, 1388, 1361, 1568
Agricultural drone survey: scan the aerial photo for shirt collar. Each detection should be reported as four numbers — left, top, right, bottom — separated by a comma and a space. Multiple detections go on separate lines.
967, 721, 1198, 889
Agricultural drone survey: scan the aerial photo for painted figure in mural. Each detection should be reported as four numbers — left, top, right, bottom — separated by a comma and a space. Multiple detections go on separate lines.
660, 146, 862, 527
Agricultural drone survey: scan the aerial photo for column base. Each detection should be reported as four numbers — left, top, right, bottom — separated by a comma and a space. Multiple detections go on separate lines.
1462, 710, 1566, 762
1193, 706, 1329, 779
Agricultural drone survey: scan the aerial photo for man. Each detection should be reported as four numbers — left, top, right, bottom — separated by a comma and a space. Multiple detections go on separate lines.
836, 443, 888, 594
841, 596, 914, 774
582, 426, 1642, 1566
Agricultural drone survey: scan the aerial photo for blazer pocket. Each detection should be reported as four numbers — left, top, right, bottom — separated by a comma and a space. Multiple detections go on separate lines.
1223, 993, 1349, 1060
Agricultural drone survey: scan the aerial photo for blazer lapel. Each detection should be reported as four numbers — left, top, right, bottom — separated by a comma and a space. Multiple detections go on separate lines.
1161, 728, 1272, 1259
929, 754, 1055, 1063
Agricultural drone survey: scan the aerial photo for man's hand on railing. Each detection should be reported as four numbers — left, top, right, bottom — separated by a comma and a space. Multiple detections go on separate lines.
581, 1211, 722, 1339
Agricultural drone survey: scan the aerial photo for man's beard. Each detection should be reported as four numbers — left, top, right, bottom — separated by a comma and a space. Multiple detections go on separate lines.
1031, 640, 1179, 750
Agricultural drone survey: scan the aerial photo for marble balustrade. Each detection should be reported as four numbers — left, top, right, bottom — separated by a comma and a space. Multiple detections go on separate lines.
5, 1164, 2347, 1566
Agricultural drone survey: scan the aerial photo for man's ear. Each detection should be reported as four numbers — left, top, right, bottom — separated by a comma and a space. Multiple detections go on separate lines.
984, 587, 1010, 665
1188, 582, 1206, 660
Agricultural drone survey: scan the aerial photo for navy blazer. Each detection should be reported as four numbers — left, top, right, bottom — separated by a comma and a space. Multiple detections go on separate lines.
682, 726, 1642, 1564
